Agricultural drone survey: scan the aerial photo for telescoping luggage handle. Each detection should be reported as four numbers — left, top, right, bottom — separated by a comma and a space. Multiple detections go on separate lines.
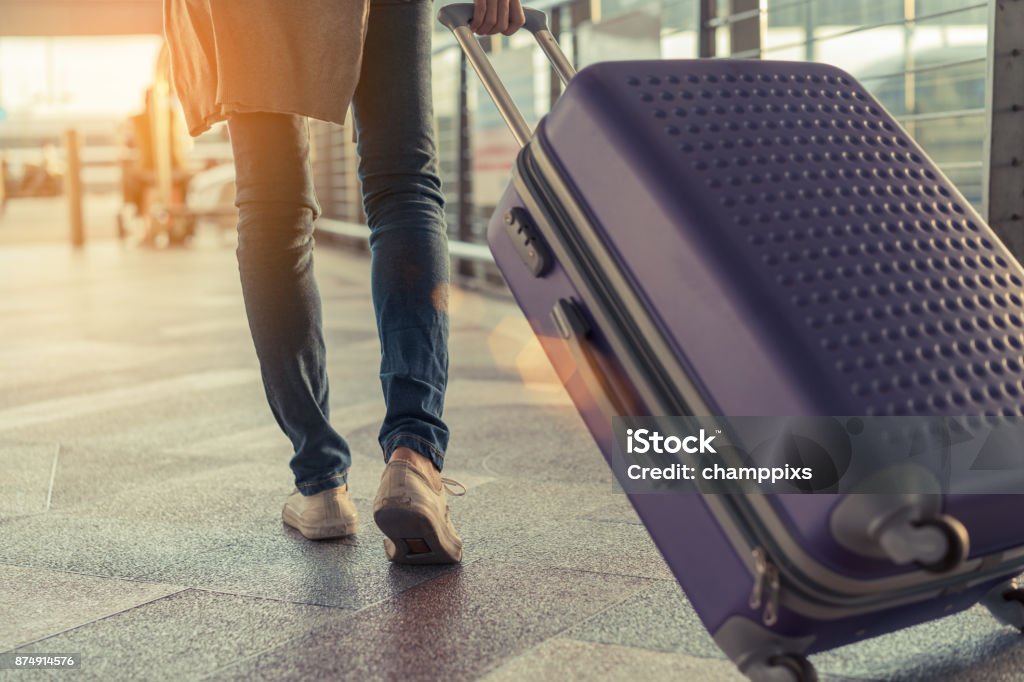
440, 4, 640, 421
438, 3, 577, 147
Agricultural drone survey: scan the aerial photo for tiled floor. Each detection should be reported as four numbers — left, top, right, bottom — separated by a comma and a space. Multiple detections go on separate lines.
1, 198, 1023, 680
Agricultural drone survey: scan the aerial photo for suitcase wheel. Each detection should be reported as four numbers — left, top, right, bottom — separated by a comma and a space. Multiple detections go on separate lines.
983, 579, 1024, 633
911, 514, 970, 573
1005, 589, 1024, 634
745, 653, 818, 682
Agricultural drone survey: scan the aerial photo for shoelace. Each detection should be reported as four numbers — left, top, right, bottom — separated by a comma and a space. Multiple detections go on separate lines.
441, 477, 467, 496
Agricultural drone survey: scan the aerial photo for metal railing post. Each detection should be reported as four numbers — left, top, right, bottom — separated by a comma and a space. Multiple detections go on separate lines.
699, 0, 717, 58
983, 0, 1024, 259
0, 152, 7, 216
64, 128, 85, 248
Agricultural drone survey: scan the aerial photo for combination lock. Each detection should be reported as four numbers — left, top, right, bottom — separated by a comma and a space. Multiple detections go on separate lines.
503, 207, 552, 277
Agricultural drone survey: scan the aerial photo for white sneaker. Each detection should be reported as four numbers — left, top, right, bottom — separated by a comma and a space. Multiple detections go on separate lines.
372, 460, 465, 564
282, 485, 358, 540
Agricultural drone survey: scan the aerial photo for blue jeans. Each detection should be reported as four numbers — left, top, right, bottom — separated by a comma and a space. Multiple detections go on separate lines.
228, 0, 450, 496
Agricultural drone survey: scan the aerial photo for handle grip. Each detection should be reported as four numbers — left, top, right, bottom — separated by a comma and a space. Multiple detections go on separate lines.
437, 3, 576, 148
436, 3, 475, 29
437, 3, 549, 33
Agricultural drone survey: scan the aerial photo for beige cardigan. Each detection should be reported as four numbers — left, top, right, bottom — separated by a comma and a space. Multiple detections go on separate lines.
163, 0, 370, 137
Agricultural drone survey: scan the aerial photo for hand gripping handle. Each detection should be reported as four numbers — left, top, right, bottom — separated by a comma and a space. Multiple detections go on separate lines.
437, 3, 577, 147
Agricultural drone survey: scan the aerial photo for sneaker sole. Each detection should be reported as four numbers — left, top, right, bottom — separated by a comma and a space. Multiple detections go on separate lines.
282, 507, 358, 540
373, 504, 462, 565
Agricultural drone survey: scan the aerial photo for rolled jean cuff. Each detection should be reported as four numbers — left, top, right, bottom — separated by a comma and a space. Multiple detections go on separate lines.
383, 433, 445, 472
296, 470, 348, 496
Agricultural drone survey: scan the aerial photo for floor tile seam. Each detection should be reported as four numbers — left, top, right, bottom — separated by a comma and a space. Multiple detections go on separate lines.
133, 541, 250, 582
184, 585, 361, 612
464, 572, 671, 680
0, 586, 191, 653
0, 561, 187, 591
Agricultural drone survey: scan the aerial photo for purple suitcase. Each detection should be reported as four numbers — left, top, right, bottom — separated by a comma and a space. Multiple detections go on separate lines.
440, 6, 1024, 680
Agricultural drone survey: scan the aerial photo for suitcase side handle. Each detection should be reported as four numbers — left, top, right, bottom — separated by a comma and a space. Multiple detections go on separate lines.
438, 3, 577, 147
552, 298, 638, 420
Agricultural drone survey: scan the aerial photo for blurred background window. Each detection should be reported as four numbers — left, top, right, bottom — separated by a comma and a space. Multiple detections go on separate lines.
0, 1, 996, 253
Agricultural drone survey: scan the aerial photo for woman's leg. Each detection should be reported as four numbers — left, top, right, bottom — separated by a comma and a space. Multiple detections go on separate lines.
229, 112, 351, 495
351, 0, 451, 472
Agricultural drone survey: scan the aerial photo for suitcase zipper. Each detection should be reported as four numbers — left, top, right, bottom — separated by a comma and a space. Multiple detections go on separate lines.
749, 547, 781, 627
